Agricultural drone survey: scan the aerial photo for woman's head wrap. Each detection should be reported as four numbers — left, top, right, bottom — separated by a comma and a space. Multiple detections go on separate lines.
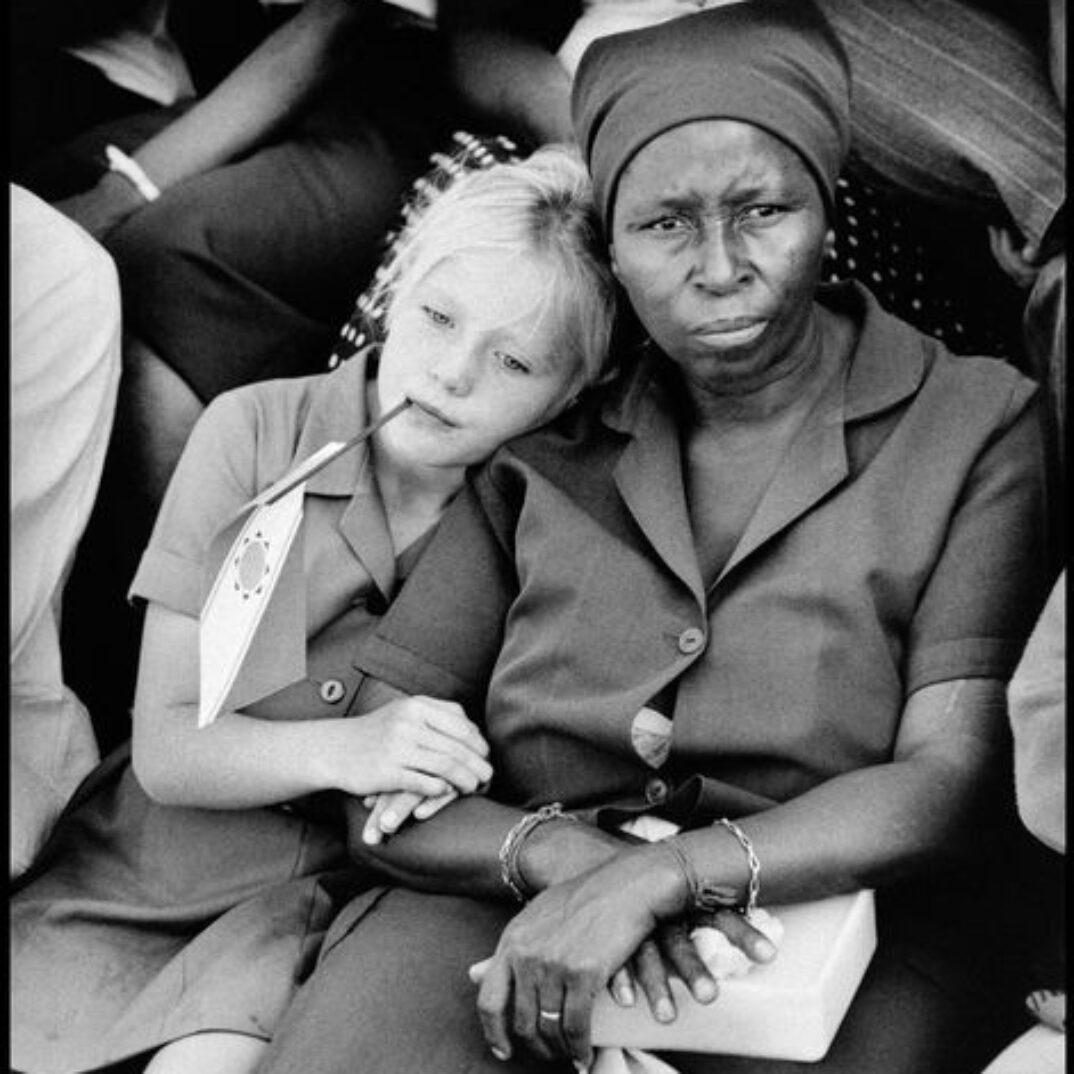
572, 0, 851, 230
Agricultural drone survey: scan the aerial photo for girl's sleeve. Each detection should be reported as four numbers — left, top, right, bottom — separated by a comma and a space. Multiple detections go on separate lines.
129, 391, 259, 616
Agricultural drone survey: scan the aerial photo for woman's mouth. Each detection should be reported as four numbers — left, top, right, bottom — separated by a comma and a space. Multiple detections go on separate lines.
692, 318, 768, 346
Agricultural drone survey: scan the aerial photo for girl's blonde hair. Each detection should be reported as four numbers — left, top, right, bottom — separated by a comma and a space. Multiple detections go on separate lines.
366, 144, 618, 389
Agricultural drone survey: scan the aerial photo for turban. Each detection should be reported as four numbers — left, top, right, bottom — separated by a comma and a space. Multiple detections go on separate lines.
572, 0, 851, 229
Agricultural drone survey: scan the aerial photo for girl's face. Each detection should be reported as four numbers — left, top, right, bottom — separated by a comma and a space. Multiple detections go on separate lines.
375, 250, 581, 471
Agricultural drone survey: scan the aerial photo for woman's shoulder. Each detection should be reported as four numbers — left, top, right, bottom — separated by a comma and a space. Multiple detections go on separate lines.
828, 280, 1038, 424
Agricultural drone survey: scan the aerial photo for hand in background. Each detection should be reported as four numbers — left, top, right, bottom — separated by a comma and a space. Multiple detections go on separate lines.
53, 172, 148, 241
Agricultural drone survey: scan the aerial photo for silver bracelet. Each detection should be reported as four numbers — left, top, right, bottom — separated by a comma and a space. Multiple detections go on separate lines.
715, 817, 761, 917
105, 145, 161, 203
497, 803, 575, 903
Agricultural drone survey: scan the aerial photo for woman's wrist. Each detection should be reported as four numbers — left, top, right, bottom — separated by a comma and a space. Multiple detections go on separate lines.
516, 815, 626, 893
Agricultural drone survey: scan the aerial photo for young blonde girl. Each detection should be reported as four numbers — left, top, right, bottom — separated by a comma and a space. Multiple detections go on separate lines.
11, 145, 617, 1074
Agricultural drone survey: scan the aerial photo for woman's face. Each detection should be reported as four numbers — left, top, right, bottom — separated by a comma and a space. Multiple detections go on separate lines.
375, 250, 580, 471
610, 120, 830, 396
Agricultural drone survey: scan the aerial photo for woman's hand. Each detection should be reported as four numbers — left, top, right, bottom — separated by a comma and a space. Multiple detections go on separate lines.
471, 844, 776, 1070
473, 843, 684, 1068
54, 173, 148, 241
606, 912, 776, 1022
319, 696, 492, 800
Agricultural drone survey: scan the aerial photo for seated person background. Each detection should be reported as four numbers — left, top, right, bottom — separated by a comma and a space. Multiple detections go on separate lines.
10, 186, 122, 880
980, 572, 1066, 1074
255, 5, 1054, 1072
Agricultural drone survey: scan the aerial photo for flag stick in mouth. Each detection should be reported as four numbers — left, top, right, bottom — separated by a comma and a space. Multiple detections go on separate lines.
261, 398, 412, 505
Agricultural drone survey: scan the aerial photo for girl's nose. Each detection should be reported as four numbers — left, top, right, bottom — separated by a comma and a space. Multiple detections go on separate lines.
429, 343, 477, 395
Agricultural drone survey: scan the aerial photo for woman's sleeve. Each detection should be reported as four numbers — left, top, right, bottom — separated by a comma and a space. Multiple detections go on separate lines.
129, 391, 259, 616
904, 384, 1053, 693
353, 460, 520, 708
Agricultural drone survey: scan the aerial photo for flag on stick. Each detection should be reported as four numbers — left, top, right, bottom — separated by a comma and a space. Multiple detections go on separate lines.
197, 400, 410, 728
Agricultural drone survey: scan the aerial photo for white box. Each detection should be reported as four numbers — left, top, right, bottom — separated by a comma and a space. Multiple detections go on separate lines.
591, 890, 877, 1062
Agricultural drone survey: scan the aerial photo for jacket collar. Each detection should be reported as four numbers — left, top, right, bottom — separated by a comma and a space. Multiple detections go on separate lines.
293, 345, 380, 499
291, 347, 396, 597
599, 282, 930, 593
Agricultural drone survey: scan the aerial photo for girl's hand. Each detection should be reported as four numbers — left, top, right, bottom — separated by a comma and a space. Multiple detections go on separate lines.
360, 787, 462, 845
321, 696, 491, 800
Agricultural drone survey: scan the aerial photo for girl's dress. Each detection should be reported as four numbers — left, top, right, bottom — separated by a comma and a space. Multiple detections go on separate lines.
11, 349, 429, 1074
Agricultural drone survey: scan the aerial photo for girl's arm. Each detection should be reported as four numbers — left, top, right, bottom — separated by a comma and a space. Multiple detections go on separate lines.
130, 601, 492, 809
56, 0, 371, 238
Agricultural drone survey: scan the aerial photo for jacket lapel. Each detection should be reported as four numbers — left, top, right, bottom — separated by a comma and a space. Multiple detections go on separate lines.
716, 284, 928, 586
612, 377, 706, 607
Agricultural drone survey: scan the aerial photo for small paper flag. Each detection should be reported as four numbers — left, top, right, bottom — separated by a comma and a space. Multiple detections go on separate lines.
198, 483, 307, 727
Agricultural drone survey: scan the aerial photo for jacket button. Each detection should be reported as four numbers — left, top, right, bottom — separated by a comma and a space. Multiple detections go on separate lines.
677, 627, 705, 655
364, 591, 389, 615
645, 777, 669, 805
319, 679, 346, 704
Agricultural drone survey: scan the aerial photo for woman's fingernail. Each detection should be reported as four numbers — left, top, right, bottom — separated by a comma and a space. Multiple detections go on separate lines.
694, 977, 718, 1003
491, 1046, 510, 1061
615, 984, 636, 1006
755, 938, 777, 960
381, 812, 398, 830
655, 998, 675, 1022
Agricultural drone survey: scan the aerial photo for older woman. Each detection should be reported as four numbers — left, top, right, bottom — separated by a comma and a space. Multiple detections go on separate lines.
259, 3, 1050, 1073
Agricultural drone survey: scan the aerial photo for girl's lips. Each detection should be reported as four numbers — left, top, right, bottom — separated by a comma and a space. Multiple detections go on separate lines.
407, 397, 457, 427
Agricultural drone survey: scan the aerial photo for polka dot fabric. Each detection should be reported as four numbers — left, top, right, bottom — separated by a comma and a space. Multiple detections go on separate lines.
825, 174, 1025, 361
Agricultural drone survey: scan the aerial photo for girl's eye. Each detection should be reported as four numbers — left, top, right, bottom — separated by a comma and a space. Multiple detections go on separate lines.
496, 351, 531, 374
422, 305, 453, 327
644, 214, 690, 233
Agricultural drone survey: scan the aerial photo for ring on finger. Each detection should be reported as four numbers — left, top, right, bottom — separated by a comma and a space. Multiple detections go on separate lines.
539, 1009, 562, 1023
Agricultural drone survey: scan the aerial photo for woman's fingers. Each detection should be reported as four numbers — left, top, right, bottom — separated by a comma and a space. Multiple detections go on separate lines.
476, 958, 516, 1062
633, 937, 676, 1023
608, 964, 636, 1007
561, 977, 596, 1072
711, 909, 779, 963
658, 922, 718, 1004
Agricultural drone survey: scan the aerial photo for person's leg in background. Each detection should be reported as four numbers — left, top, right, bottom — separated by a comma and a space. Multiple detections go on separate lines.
10, 185, 122, 880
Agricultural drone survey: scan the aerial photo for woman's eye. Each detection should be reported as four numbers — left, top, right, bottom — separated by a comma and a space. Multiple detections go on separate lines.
496, 351, 531, 374
741, 204, 786, 223
422, 305, 452, 327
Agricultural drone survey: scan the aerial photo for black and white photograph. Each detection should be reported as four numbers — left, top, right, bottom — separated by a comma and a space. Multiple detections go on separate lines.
9, 1, 1066, 1071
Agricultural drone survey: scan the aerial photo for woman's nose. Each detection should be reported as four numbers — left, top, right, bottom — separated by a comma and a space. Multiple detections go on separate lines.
692, 223, 751, 292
